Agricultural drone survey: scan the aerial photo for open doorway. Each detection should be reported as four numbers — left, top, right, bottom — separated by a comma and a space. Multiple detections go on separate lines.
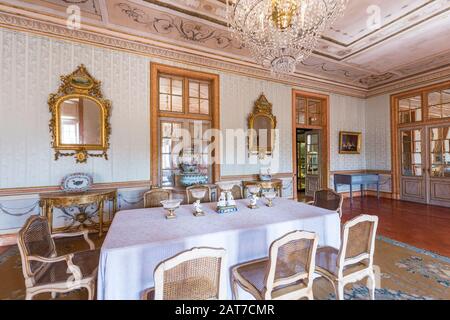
296, 129, 321, 200
292, 90, 330, 201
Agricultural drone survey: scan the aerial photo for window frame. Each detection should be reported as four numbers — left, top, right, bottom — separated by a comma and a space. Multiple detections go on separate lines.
151, 63, 220, 186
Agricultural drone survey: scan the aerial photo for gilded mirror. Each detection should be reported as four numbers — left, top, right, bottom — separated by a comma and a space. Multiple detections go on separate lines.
48, 65, 111, 163
248, 94, 277, 157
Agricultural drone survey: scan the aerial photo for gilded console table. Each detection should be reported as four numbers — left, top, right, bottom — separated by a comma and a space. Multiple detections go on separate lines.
242, 179, 283, 198
39, 189, 118, 237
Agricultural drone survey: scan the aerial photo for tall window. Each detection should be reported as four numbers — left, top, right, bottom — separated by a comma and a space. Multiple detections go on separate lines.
151, 64, 219, 187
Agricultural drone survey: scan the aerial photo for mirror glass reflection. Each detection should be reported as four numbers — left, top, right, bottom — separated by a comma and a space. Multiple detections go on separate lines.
59, 97, 102, 145
253, 115, 273, 152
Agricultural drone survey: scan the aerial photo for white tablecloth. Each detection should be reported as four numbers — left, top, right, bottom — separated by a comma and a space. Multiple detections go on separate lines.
97, 198, 340, 300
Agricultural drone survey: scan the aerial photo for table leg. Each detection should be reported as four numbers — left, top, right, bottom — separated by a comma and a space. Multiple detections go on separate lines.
98, 201, 104, 238
47, 206, 54, 234
113, 195, 118, 219
277, 185, 282, 198
377, 181, 380, 200
350, 184, 353, 205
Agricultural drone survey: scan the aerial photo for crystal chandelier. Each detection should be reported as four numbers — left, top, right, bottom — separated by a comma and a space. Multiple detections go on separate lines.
227, 0, 348, 74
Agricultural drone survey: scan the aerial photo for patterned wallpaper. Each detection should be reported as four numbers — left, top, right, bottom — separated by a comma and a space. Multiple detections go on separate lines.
0, 29, 151, 188
0, 27, 391, 234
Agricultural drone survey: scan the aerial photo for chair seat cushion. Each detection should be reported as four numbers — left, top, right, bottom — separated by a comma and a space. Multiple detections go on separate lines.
315, 246, 368, 278
233, 258, 308, 299
35, 249, 100, 286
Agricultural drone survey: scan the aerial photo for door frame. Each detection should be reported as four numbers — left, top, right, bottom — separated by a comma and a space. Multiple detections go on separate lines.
390, 80, 450, 200
291, 89, 330, 200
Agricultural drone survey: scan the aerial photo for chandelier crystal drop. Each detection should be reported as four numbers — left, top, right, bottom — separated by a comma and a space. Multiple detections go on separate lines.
227, 0, 348, 74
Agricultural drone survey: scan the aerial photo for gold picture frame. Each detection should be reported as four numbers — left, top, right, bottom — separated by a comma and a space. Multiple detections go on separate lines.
248, 94, 277, 158
48, 65, 111, 163
339, 131, 362, 154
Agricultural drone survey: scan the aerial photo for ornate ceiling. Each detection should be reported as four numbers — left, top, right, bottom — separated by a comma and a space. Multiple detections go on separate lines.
1, 0, 450, 91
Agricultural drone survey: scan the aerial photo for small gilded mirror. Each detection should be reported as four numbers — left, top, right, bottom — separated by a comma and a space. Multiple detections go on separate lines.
248, 94, 277, 157
48, 65, 111, 163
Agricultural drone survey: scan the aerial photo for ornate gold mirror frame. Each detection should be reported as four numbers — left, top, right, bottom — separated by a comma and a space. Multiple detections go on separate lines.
248, 94, 277, 158
48, 65, 111, 163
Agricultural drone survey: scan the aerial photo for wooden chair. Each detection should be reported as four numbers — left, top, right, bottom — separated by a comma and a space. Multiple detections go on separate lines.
144, 188, 172, 208
217, 184, 243, 200
141, 247, 227, 300
186, 185, 211, 204
231, 230, 319, 300
315, 214, 379, 300
17, 215, 99, 300
308, 189, 343, 217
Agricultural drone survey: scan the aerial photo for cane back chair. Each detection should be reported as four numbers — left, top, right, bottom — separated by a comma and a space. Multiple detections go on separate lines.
315, 214, 379, 300
231, 230, 319, 300
144, 188, 172, 208
17, 215, 100, 300
186, 185, 212, 204
141, 247, 227, 300
308, 189, 344, 217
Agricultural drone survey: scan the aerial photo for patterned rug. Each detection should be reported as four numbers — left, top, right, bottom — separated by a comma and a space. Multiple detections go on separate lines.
0, 235, 449, 300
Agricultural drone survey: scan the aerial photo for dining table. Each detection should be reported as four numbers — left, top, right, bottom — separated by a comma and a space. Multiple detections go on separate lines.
97, 198, 341, 300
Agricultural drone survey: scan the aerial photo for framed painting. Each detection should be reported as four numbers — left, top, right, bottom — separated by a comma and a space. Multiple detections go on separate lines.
339, 131, 362, 154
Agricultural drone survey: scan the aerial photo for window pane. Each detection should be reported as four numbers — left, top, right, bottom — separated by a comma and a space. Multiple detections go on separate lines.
429, 105, 441, 119
411, 108, 422, 122
308, 100, 321, 114
172, 79, 183, 96
428, 91, 441, 106
189, 98, 200, 113
297, 112, 306, 124
399, 111, 410, 124
159, 77, 170, 94
189, 81, 199, 97
161, 154, 172, 170
443, 90, 450, 103
159, 94, 170, 111
431, 165, 444, 177
162, 138, 171, 153
161, 122, 172, 137
200, 99, 209, 115
442, 104, 450, 118
172, 95, 183, 112
200, 84, 209, 99
399, 96, 421, 123
161, 170, 174, 187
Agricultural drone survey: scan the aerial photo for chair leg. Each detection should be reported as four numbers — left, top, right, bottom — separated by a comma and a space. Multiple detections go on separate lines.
25, 291, 34, 300
231, 276, 239, 301
86, 283, 95, 300
51, 292, 58, 299
336, 281, 345, 301
367, 273, 376, 301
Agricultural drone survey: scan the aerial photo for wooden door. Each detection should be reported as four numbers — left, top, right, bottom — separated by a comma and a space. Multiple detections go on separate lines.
428, 125, 450, 207
305, 130, 321, 197
399, 127, 428, 203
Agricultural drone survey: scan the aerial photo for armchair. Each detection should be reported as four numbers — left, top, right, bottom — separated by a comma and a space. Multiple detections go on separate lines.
17, 215, 100, 300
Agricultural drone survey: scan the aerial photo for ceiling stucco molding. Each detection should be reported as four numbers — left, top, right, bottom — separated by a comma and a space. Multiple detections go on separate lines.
0, 9, 368, 98
367, 65, 450, 97
0, 5, 449, 99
